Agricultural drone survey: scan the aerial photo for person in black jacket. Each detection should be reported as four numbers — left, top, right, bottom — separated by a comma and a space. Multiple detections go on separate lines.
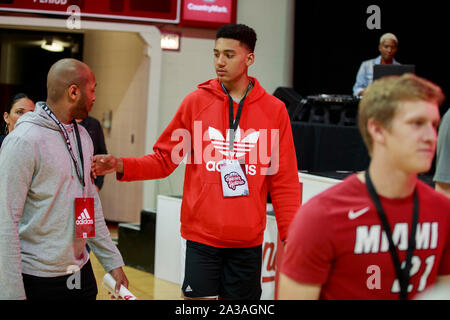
76, 115, 108, 192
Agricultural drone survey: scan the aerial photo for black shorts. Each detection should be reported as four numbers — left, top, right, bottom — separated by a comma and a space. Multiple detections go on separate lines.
22, 259, 98, 300
182, 240, 262, 300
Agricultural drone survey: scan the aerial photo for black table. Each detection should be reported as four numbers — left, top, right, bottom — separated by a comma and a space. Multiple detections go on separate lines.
291, 121, 435, 187
291, 121, 370, 172
301, 170, 434, 187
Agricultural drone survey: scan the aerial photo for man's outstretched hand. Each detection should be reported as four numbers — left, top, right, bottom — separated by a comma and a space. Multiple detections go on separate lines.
92, 154, 123, 177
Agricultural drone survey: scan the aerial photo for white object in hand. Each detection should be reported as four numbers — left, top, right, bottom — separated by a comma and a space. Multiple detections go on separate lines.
102, 273, 138, 300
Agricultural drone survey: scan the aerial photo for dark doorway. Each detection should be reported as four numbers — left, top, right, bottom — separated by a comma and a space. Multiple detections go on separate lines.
0, 28, 83, 117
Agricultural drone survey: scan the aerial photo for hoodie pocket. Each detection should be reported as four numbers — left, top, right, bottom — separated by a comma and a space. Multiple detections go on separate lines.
191, 183, 264, 243
191, 183, 211, 214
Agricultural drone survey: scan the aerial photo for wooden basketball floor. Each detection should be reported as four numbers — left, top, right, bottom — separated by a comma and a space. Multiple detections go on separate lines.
91, 225, 182, 300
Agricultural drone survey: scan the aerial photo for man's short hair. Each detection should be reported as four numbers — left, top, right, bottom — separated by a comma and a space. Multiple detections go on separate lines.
379, 32, 398, 45
216, 24, 257, 52
47, 58, 91, 102
358, 73, 445, 154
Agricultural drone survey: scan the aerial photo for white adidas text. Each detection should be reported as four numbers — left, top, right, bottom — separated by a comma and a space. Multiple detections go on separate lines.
76, 209, 93, 225
170, 121, 280, 175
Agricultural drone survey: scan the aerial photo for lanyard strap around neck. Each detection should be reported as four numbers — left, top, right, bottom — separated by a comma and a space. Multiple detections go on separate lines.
364, 170, 419, 300
43, 104, 85, 188
221, 81, 252, 151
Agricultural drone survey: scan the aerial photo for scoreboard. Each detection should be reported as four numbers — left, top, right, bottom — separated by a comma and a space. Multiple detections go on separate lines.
0, 0, 181, 24
0, 0, 237, 27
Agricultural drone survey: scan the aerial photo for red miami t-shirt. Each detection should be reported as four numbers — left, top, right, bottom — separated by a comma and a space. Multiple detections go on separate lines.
281, 174, 450, 300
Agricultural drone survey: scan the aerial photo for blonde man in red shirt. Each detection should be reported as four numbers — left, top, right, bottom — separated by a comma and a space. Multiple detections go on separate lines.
279, 74, 450, 300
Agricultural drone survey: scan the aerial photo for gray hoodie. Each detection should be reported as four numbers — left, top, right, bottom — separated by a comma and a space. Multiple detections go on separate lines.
0, 102, 124, 299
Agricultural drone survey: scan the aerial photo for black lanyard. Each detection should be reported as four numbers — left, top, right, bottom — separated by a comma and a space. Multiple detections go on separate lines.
43, 104, 85, 188
365, 170, 419, 300
221, 81, 252, 151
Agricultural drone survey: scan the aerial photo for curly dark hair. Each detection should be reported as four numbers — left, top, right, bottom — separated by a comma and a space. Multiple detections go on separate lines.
216, 24, 257, 52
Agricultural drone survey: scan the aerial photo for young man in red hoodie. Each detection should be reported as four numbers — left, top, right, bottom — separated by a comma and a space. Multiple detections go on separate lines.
93, 24, 300, 300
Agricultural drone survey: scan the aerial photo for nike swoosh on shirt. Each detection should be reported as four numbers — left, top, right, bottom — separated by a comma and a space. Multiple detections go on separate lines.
348, 207, 370, 220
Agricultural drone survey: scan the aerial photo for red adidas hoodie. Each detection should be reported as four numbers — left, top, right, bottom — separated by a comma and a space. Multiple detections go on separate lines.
119, 77, 301, 248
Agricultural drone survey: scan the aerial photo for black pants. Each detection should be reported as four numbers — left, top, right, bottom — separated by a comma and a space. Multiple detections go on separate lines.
182, 240, 262, 299
22, 259, 98, 300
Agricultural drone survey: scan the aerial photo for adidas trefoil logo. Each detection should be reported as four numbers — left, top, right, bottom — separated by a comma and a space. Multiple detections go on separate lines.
209, 125, 259, 159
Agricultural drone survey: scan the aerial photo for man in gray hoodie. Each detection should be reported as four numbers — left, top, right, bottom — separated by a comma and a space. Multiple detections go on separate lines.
0, 58, 128, 300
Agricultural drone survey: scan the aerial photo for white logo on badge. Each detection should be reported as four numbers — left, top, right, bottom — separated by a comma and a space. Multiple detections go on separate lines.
224, 171, 246, 190
76, 208, 94, 225
348, 207, 370, 220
